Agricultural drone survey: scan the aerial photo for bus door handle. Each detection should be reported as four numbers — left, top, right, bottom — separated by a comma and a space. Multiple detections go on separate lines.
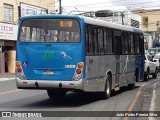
116, 60, 122, 62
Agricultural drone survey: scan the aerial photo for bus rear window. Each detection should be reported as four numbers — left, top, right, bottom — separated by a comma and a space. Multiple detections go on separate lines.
19, 19, 80, 42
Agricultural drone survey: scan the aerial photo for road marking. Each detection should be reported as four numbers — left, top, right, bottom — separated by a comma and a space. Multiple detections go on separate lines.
0, 89, 21, 95
123, 82, 148, 120
149, 83, 157, 120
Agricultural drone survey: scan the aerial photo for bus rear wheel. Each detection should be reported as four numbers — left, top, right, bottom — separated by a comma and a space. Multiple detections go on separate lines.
101, 75, 111, 99
128, 83, 135, 90
47, 90, 66, 99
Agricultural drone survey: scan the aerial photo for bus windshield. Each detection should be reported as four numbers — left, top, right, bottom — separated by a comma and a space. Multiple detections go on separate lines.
19, 19, 80, 42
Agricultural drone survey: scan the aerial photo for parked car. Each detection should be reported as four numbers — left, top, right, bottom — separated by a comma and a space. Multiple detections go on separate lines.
148, 47, 160, 58
153, 53, 160, 71
144, 54, 157, 81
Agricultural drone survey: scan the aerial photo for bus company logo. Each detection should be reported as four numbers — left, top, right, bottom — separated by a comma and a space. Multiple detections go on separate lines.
2, 112, 11, 117
60, 51, 72, 59
42, 52, 54, 60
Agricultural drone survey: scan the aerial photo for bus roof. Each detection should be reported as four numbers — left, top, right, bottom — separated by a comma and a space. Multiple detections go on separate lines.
20, 14, 142, 33
83, 17, 142, 33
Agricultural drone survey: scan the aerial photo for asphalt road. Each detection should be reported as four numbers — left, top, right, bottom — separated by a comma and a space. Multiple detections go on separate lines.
0, 75, 160, 120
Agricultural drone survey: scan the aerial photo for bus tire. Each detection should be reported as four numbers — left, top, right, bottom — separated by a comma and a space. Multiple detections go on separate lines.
101, 74, 111, 99
128, 83, 135, 90
47, 90, 66, 99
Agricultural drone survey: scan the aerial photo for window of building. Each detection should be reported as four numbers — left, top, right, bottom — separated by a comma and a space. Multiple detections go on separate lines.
4, 4, 13, 22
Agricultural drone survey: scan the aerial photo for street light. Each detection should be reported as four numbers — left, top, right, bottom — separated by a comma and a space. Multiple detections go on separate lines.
59, 0, 62, 14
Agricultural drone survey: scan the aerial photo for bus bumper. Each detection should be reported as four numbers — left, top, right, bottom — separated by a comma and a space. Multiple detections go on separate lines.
16, 77, 85, 91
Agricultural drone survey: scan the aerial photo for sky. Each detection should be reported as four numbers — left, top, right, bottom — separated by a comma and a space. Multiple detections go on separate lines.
54, 0, 160, 14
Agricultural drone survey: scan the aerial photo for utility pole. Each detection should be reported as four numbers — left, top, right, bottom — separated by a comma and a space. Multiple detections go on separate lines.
59, 0, 62, 14
120, 11, 125, 25
156, 21, 160, 44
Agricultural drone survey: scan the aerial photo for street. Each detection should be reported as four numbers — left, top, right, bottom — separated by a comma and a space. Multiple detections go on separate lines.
0, 75, 160, 120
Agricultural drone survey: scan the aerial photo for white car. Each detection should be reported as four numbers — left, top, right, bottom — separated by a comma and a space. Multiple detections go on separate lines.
153, 53, 160, 71
144, 54, 157, 81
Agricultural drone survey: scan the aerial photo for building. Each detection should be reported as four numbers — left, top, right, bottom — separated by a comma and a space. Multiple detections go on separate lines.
0, 0, 55, 76
132, 9, 160, 48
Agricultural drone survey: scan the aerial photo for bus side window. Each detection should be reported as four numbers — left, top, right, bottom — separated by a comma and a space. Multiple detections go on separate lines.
134, 34, 140, 54
113, 30, 122, 55
130, 33, 135, 54
93, 28, 98, 55
108, 29, 113, 54
85, 25, 94, 55
128, 33, 131, 54
121, 31, 128, 54
98, 28, 104, 54
104, 28, 107, 54
140, 34, 144, 54
104, 28, 113, 54
85, 25, 89, 55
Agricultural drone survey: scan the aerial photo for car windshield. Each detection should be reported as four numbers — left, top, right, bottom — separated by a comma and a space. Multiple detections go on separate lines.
154, 54, 160, 59
148, 49, 156, 54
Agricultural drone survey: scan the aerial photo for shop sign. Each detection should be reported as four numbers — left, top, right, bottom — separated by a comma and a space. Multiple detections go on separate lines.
0, 23, 18, 41
20, 2, 48, 17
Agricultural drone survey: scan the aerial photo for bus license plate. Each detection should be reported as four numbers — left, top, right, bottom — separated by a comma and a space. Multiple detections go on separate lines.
43, 70, 54, 75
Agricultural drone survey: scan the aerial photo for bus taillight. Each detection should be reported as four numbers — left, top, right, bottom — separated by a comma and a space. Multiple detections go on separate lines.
17, 67, 22, 73
16, 61, 26, 79
16, 61, 22, 73
78, 63, 83, 68
76, 69, 81, 74
73, 62, 84, 81
16, 62, 21, 67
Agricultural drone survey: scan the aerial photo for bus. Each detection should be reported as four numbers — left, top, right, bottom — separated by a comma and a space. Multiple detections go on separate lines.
16, 15, 144, 99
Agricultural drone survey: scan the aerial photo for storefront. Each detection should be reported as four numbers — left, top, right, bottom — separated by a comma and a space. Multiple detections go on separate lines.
0, 23, 18, 76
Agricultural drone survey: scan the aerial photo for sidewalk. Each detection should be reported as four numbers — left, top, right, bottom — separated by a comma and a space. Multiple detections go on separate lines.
0, 73, 15, 81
